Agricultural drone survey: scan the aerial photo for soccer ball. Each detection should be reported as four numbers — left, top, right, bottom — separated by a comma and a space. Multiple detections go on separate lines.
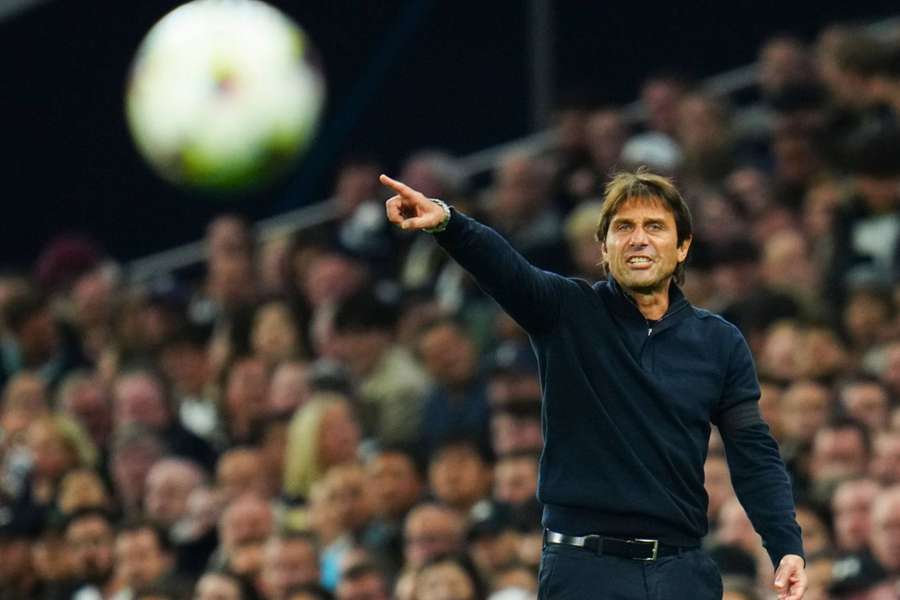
126, 0, 326, 192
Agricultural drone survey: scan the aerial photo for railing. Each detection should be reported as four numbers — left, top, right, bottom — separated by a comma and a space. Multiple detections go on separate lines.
127, 14, 900, 284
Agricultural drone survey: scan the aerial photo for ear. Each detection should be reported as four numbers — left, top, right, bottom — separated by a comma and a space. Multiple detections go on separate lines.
677, 236, 692, 264
599, 240, 608, 264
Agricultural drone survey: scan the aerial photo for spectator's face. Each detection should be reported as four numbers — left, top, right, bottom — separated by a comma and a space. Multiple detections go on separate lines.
367, 452, 422, 519
490, 413, 543, 456
220, 497, 273, 576
779, 382, 831, 444
759, 39, 809, 94
224, 357, 269, 427
318, 402, 361, 467
0, 538, 31, 588
337, 572, 390, 600
252, 303, 301, 365
31, 533, 71, 581
641, 80, 683, 135
66, 515, 114, 583
882, 344, 900, 400
704, 455, 734, 522
322, 467, 372, 534
470, 530, 520, 578
159, 342, 208, 397
585, 110, 626, 169
418, 324, 478, 387
114, 528, 171, 589
796, 508, 829, 555
841, 383, 889, 433
494, 457, 538, 506
17, 308, 58, 365
195, 572, 243, 600
111, 441, 162, 512
303, 254, 366, 309
113, 374, 170, 430
601, 197, 690, 296
415, 561, 476, 600
335, 163, 380, 215
832, 479, 880, 552
488, 373, 541, 407
145, 463, 199, 529
716, 499, 761, 555
216, 449, 267, 503
871, 434, 900, 485
260, 538, 320, 600
267, 362, 309, 416
207, 216, 252, 262
870, 491, 900, 571
403, 506, 462, 569
758, 382, 783, 433
810, 428, 868, 483
63, 380, 111, 446
843, 291, 892, 347
677, 96, 725, 152
26, 420, 75, 480
429, 446, 491, 511
494, 156, 545, 222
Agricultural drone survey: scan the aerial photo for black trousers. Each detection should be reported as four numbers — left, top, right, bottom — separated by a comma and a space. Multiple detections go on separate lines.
538, 543, 723, 600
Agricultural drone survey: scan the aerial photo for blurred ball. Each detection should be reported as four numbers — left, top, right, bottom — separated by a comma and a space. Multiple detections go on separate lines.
126, 0, 325, 192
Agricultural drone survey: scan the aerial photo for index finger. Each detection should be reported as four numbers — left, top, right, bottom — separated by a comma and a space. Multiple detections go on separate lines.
379, 174, 416, 197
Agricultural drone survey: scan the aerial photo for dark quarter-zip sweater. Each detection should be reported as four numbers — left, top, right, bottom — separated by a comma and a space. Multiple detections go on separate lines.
435, 208, 803, 567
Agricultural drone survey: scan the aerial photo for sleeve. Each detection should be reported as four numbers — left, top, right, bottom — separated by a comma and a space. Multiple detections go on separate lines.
713, 331, 805, 568
432, 208, 568, 335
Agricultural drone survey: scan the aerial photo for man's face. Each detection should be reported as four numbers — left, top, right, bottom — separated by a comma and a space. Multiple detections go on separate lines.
403, 507, 462, 569
601, 197, 690, 295
113, 374, 169, 430
428, 447, 491, 511
114, 528, 170, 589
366, 453, 422, 519
337, 572, 390, 600
833, 480, 880, 552
494, 457, 538, 506
66, 516, 114, 583
260, 538, 319, 600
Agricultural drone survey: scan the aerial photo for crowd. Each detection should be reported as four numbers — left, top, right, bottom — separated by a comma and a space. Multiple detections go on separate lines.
0, 20, 899, 600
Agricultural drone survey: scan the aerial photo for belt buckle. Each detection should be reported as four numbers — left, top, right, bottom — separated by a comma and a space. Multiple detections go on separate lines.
632, 538, 659, 561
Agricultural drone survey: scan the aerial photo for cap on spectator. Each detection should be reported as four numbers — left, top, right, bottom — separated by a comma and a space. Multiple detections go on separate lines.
488, 343, 538, 377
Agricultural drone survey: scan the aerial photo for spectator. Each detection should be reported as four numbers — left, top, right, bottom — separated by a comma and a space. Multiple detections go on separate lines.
335, 561, 390, 600
258, 532, 320, 600
428, 438, 493, 513
403, 503, 465, 571
415, 318, 490, 452
212, 493, 274, 579
283, 392, 361, 502
145, 458, 208, 531
113, 520, 177, 599
64, 508, 117, 599
832, 477, 881, 553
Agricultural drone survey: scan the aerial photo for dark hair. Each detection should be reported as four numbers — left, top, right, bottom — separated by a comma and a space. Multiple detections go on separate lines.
417, 553, 486, 600
284, 582, 335, 600
340, 561, 389, 587
819, 417, 871, 457
117, 518, 172, 554
332, 287, 397, 334
595, 169, 694, 285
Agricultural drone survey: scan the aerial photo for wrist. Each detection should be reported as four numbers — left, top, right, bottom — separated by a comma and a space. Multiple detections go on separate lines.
423, 198, 451, 233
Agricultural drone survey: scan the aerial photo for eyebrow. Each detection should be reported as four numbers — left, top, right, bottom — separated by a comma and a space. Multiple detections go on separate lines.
611, 217, 668, 226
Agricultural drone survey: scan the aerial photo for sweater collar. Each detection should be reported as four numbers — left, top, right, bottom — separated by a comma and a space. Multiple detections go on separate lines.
605, 275, 690, 327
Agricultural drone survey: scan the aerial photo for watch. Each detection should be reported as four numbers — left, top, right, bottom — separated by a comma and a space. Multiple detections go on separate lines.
423, 198, 451, 233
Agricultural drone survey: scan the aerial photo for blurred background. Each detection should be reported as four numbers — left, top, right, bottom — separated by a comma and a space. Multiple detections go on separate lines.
0, 2, 899, 600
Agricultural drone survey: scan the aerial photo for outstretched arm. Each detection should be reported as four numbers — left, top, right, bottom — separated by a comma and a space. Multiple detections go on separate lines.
381, 174, 566, 334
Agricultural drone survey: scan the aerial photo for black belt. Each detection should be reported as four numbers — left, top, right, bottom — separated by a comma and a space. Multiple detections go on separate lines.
544, 530, 694, 561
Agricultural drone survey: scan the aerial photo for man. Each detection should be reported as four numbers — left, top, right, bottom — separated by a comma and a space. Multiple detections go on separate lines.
336, 561, 390, 600
112, 521, 176, 599
381, 169, 806, 599
64, 508, 117, 600
258, 532, 321, 600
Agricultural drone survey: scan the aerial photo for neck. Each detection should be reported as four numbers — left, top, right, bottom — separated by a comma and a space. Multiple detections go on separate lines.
622, 280, 671, 321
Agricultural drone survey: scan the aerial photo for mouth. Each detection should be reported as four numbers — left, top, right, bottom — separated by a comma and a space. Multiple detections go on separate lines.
625, 256, 654, 269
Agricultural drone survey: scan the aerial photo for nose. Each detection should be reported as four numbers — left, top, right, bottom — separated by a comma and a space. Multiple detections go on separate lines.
628, 226, 649, 246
